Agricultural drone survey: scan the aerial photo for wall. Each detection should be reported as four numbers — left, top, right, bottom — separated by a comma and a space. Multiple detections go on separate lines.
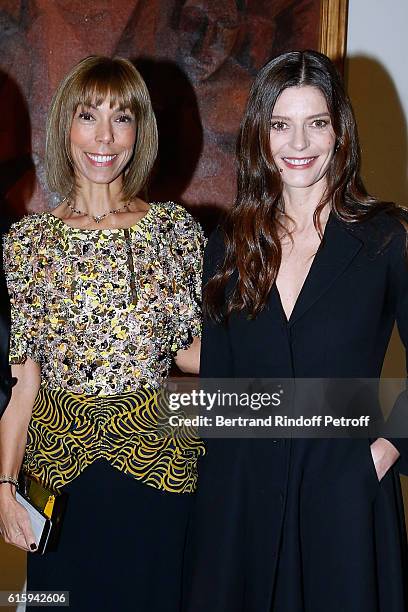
347, 0, 408, 509
346, 0, 408, 209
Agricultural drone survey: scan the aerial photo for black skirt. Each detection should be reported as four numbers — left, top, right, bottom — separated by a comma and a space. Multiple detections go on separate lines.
27, 459, 193, 611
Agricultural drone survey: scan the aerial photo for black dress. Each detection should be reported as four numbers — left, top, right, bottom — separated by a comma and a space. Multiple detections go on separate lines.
28, 460, 193, 611
183, 210, 408, 612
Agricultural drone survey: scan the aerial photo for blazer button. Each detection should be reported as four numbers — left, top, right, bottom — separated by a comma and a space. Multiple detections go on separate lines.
271, 440, 286, 446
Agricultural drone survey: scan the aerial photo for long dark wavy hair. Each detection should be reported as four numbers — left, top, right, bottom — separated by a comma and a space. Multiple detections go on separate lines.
204, 50, 404, 322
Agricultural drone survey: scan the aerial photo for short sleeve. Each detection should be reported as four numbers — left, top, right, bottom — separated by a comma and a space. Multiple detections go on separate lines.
3, 216, 45, 365
168, 206, 206, 354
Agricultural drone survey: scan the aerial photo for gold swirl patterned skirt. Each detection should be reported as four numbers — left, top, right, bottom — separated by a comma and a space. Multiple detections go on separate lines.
26, 385, 205, 611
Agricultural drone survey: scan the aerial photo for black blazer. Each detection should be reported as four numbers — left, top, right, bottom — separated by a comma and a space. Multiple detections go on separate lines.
185, 210, 408, 612
201, 210, 408, 463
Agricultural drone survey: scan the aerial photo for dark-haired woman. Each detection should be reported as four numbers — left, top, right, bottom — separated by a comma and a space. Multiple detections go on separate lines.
184, 50, 408, 612
0, 56, 205, 611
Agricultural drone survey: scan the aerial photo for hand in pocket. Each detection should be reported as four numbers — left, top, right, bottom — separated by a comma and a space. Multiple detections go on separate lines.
369, 438, 400, 481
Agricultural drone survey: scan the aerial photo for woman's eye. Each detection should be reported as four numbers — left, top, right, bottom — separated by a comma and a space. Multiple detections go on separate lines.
311, 119, 329, 128
116, 114, 133, 123
271, 121, 288, 131
78, 112, 94, 121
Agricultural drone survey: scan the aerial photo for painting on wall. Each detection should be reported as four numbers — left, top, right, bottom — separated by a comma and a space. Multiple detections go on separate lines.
0, 0, 348, 225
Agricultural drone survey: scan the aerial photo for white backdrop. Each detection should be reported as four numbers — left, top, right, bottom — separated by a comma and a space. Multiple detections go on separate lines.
347, 0, 408, 207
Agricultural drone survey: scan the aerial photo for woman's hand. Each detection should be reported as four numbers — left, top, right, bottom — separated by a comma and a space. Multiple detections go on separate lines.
0, 359, 41, 551
0, 486, 37, 551
370, 437, 400, 481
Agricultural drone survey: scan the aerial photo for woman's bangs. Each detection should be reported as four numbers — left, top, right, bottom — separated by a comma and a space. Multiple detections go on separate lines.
75, 72, 135, 113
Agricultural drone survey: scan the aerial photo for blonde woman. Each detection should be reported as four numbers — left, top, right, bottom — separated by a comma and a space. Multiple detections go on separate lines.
0, 56, 204, 611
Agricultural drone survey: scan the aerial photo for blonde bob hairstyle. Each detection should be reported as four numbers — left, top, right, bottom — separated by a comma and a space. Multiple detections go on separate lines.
45, 55, 158, 201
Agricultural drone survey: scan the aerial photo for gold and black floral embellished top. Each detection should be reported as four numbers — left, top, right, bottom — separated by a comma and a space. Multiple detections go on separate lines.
3, 202, 206, 494
4, 202, 204, 396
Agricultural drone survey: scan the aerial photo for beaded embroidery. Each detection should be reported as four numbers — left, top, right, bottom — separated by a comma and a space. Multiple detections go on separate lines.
3, 202, 205, 395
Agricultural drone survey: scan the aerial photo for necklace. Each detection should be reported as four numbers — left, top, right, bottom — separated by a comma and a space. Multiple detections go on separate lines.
66, 199, 130, 224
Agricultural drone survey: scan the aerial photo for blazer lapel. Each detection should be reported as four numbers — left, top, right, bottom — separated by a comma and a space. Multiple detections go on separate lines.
287, 213, 363, 327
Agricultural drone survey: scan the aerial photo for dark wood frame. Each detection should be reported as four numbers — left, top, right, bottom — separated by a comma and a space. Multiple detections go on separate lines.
319, 0, 349, 68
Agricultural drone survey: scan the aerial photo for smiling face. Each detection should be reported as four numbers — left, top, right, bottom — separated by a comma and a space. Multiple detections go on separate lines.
70, 97, 137, 187
269, 85, 336, 193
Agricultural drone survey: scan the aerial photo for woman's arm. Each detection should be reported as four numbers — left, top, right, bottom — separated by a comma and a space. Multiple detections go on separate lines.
372, 221, 408, 478
0, 359, 40, 551
168, 206, 205, 374
174, 337, 201, 374
173, 227, 233, 377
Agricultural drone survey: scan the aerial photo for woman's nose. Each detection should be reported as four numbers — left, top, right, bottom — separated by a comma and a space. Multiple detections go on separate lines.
95, 120, 114, 144
290, 125, 309, 151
